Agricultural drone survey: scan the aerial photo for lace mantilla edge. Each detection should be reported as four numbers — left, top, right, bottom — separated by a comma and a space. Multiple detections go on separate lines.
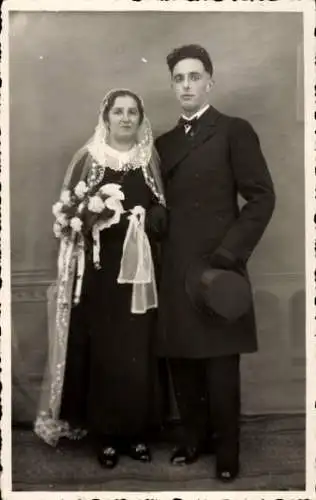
34, 412, 87, 446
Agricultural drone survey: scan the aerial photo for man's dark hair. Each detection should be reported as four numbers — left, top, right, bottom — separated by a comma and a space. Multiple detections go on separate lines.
166, 44, 213, 76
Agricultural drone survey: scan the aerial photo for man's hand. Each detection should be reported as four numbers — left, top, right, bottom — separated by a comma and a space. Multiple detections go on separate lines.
146, 205, 168, 239
207, 251, 239, 271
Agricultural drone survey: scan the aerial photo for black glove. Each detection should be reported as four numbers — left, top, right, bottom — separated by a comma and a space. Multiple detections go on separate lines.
146, 205, 168, 240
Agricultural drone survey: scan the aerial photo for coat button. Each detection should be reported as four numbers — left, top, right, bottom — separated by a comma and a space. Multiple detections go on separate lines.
194, 201, 199, 208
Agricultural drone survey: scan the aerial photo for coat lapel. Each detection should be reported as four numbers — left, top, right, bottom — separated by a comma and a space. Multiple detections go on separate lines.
162, 106, 221, 179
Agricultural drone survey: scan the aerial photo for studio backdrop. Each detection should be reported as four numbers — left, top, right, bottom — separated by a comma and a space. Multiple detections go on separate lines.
10, 11, 305, 423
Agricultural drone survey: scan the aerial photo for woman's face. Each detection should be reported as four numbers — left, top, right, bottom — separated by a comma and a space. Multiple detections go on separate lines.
106, 95, 141, 143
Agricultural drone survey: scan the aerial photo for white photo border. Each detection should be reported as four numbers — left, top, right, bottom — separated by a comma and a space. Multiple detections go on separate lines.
1, 0, 315, 499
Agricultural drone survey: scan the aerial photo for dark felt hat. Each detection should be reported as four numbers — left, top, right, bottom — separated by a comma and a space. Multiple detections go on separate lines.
185, 259, 252, 322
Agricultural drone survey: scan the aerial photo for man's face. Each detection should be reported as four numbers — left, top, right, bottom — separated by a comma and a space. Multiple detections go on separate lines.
171, 58, 212, 116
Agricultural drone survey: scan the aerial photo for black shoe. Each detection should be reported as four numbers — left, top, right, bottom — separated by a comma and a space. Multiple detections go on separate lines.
216, 449, 239, 482
127, 443, 152, 462
216, 464, 239, 482
215, 437, 239, 481
170, 445, 200, 465
97, 445, 119, 469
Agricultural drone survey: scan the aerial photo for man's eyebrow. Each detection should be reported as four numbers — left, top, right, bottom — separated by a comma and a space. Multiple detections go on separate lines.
173, 71, 202, 77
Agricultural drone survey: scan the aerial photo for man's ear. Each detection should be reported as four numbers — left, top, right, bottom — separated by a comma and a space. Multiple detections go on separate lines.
208, 78, 215, 91
206, 75, 213, 92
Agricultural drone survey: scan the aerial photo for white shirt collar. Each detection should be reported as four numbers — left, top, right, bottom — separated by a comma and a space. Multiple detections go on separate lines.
181, 103, 210, 122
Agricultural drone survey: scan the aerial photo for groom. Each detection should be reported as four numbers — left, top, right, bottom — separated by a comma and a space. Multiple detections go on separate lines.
155, 44, 275, 481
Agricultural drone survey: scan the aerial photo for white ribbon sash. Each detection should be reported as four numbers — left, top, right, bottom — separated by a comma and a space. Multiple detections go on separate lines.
58, 234, 85, 306
117, 206, 158, 314
91, 198, 124, 269
73, 235, 85, 305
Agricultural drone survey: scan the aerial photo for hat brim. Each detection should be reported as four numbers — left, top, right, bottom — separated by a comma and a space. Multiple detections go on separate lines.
185, 258, 252, 322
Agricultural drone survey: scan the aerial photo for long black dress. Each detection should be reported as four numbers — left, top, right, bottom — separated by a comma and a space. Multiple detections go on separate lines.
59, 165, 158, 440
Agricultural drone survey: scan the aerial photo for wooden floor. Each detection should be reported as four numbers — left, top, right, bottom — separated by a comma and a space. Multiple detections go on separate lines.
11, 415, 305, 492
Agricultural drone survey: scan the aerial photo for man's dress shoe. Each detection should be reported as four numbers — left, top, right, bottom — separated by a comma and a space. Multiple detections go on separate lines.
216, 463, 239, 482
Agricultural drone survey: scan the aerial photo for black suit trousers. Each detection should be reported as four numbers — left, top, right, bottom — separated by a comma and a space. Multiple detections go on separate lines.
169, 355, 240, 465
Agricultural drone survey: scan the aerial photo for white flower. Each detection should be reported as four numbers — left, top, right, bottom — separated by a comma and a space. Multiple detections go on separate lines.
53, 222, 63, 238
52, 201, 63, 217
105, 197, 124, 213
100, 183, 125, 200
78, 202, 85, 213
74, 181, 88, 199
60, 190, 71, 205
88, 195, 105, 213
70, 217, 83, 232
101, 198, 124, 228
56, 213, 68, 227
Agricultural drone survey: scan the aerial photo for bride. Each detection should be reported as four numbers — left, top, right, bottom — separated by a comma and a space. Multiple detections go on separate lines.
34, 89, 167, 468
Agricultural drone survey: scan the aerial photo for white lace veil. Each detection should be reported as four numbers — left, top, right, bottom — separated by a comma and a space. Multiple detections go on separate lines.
63, 89, 166, 205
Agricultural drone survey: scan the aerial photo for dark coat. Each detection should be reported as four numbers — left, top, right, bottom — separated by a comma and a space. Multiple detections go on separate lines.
155, 105, 276, 358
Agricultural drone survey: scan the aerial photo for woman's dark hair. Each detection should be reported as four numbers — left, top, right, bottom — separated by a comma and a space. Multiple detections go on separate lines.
102, 90, 144, 125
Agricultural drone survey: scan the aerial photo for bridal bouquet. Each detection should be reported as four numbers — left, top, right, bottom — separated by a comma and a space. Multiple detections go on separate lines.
52, 181, 125, 239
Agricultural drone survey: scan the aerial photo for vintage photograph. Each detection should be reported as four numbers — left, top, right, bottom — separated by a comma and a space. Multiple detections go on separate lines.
2, 1, 315, 497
